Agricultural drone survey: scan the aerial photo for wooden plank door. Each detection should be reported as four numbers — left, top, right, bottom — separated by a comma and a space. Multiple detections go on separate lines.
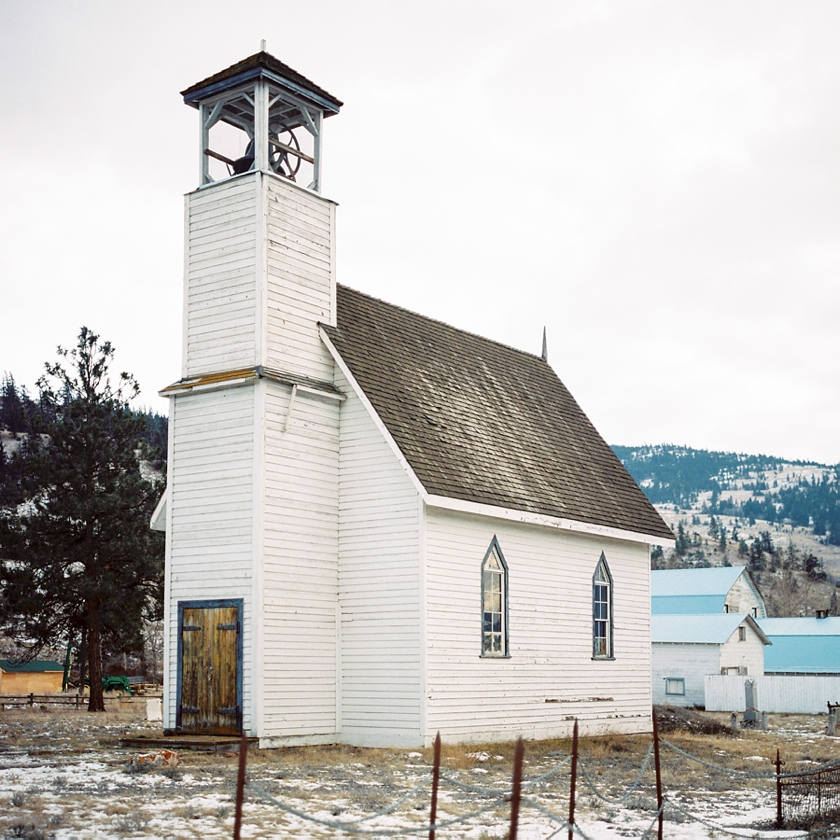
177, 601, 242, 734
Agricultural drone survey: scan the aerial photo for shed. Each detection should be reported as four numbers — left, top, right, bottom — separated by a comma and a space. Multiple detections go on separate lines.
757, 617, 840, 675
651, 614, 770, 707
651, 566, 766, 617
0, 660, 64, 695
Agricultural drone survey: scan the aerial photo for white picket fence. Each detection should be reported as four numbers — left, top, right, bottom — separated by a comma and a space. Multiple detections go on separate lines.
705, 674, 840, 714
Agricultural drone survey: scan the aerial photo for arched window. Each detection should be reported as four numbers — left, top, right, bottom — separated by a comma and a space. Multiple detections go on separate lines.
481, 538, 508, 657
593, 553, 613, 659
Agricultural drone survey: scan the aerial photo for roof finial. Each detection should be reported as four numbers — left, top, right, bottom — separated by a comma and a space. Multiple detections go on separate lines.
541, 327, 548, 363
260, 39, 267, 52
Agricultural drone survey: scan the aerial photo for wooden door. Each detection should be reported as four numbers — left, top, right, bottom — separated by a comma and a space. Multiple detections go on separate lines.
177, 601, 242, 734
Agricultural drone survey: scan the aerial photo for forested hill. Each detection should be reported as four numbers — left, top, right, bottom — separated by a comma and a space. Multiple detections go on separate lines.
0, 374, 167, 471
613, 444, 840, 546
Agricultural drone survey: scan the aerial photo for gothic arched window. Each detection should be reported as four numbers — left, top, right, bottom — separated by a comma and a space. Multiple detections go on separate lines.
481, 538, 509, 657
593, 553, 613, 659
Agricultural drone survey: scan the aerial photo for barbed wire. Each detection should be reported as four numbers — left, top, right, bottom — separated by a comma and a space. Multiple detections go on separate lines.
662, 795, 810, 839
576, 742, 655, 804
662, 739, 840, 780
439, 752, 574, 797
247, 777, 507, 836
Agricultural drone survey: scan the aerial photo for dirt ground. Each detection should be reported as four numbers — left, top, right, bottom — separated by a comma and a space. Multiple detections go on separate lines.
1, 704, 839, 839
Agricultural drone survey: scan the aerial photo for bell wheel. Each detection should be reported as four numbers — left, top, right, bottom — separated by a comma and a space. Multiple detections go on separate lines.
269, 130, 302, 181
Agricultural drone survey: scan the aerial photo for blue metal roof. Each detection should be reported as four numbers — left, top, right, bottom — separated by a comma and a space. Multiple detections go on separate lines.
757, 617, 840, 674
652, 566, 746, 597
651, 613, 769, 645
652, 594, 728, 615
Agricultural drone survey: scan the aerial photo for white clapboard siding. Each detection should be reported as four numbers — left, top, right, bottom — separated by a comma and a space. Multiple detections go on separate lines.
259, 380, 340, 740
706, 675, 840, 713
166, 386, 255, 730
184, 176, 257, 376
651, 645, 719, 707
425, 508, 652, 743
335, 369, 423, 747
264, 177, 335, 380
720, 627, 766, 675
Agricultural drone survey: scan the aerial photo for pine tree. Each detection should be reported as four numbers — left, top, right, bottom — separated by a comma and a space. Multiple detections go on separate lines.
0, 329, 164, 712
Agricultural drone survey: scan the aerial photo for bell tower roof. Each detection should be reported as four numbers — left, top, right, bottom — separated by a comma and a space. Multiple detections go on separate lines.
181, 50, 343, 116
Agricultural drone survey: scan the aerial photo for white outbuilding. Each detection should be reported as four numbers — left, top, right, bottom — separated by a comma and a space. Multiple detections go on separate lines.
651, 614, 770, 707
153, 49, 674, 748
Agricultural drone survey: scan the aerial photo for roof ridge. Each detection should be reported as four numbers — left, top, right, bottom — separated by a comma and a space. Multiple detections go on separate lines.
335, 283, 549, 365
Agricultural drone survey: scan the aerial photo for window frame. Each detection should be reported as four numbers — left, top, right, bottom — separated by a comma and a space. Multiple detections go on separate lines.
592, 552, 614, 660
480, 537, 510, 658
664, 677, 686, 696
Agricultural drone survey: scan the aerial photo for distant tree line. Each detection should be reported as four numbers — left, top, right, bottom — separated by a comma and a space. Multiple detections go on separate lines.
614, 444, 840, 547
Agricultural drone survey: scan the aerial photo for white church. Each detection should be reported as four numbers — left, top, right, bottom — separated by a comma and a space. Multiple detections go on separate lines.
151, 49, 674, 748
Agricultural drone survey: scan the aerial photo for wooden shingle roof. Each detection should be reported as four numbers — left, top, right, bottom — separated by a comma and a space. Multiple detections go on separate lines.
324, 285, 673, 542
181, 51, 343, 112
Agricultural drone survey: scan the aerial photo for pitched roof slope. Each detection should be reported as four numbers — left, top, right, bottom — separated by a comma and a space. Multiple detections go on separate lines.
652, 566, 746, 597
324, 285, 672, 541
652, 614, 770, 645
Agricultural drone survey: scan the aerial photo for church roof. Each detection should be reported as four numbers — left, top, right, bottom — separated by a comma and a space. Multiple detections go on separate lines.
323, 284, 673, 541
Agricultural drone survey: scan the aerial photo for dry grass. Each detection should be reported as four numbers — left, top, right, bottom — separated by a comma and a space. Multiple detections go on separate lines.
1, 705, 839, 838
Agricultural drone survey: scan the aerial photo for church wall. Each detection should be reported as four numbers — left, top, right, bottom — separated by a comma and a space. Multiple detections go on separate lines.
424, 508, 652, 743
334, 369, 423, 747
258, 378, 341, 744
183, 175, 258, 377
264, 176, 336, 380
164, 386, 255, 731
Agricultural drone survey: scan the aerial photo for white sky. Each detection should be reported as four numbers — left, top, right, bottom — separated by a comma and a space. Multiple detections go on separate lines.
1, 1, 838, 465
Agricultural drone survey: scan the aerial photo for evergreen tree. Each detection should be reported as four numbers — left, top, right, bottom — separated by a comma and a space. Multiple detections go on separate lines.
0, 329, 164, 712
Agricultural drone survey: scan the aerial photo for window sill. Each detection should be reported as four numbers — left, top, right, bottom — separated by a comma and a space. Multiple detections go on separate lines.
591, 656, 616, 662
480, 654, 511, 660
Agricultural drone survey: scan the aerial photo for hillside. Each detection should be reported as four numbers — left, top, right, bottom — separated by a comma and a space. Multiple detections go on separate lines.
614, 444, 840, 615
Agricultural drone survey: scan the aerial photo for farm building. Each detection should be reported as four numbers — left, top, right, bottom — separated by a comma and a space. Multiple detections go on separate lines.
757, 616, 840, 676
651, 614, 770, 707
651, 566, 766, 617
152, 49, 674, 748
0, 660, 63, 695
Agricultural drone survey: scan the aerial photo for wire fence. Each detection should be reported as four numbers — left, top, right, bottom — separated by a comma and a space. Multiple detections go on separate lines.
219, 708, 839, 839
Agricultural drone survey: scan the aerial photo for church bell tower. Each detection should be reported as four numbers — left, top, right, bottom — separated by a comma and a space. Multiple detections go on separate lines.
160, 50, 344, 742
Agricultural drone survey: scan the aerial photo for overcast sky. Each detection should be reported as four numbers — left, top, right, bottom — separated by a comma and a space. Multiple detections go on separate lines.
1, 1, 838, 465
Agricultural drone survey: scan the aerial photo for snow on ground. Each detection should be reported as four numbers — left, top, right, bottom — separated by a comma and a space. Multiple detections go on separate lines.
0, 708, 832, 839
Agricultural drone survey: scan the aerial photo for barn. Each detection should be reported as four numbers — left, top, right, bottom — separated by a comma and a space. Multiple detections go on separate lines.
152, 49, 674, 748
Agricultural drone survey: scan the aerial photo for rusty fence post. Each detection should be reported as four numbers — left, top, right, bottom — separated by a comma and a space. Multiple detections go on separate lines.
233, 732, 248, 840
652, 707, 663, 840
509, 736, 524, 840
568, 719, 579, 840
775, 748, 784, 830
429, 732, 441, 840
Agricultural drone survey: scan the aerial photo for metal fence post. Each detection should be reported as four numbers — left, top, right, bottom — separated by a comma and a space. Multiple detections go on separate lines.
509, 736, 524, 840
429, 732, 441, 840
652, 707, 663, 840
233, 732, 248, 840
568, 719, 578, 840
775, 748, 783, 830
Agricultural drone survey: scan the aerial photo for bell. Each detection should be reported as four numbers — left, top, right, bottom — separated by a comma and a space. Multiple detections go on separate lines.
231, 139, 255, 174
